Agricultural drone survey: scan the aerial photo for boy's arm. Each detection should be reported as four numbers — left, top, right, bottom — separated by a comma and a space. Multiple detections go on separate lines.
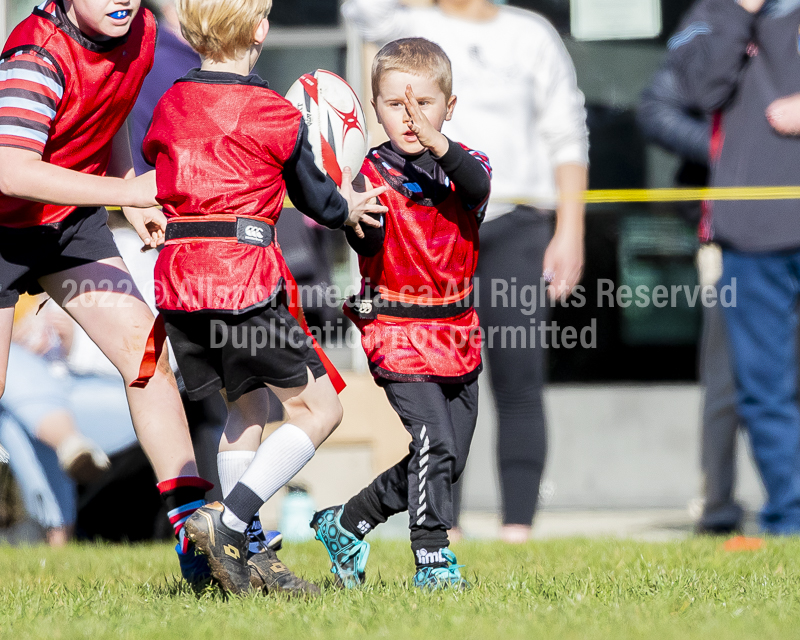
667, 0, 757, 111
434, 140, 491, 212
283, 121, 387, 237
107, 125, 166, 248
402, 86, 491, 214
283, 121, 349, 229
0, 146, 156, 208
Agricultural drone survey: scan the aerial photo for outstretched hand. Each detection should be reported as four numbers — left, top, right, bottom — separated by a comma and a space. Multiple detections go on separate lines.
339, 167, 388, 238
403, 85, 449, 157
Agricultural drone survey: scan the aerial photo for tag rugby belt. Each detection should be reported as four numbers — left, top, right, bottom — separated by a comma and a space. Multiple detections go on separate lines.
164, 215, 275, 247
344, 286, 474, 321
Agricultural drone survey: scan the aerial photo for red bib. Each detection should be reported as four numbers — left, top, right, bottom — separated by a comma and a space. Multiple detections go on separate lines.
345, 151, 482, 383
0, 2, 156, 227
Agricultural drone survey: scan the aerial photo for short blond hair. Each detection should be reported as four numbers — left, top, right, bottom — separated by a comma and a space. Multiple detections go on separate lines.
371, 38, 452, 101
176, 0, 271, 62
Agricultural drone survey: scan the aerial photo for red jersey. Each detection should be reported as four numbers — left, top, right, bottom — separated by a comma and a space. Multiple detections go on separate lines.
0, 0, 156, 227
143, 69, 347, 313
344, 144, 490, 383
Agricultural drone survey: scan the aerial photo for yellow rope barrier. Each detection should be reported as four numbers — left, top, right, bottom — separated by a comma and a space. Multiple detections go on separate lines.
580, 186, 800, 204
109, 186, 800, 214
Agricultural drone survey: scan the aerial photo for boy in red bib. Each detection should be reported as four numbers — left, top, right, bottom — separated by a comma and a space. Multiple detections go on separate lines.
312, 38, 491, 589
0, 0, 213, 579
142, 0, 385, 595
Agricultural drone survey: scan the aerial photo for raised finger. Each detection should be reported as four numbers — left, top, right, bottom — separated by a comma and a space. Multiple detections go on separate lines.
362, 185, 387, 200
360, 214, 382, 228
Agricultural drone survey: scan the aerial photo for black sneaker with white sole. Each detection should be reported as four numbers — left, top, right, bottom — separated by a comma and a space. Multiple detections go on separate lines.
248, 547, 321, 597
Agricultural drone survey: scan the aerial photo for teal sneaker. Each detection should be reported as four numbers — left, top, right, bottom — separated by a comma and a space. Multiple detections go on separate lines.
311, 506, 370, 588
412, 548, 470, 590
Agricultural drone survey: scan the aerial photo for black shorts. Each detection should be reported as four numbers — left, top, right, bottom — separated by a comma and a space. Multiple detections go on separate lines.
164, 297, 327, 402
0, 207, 121, 308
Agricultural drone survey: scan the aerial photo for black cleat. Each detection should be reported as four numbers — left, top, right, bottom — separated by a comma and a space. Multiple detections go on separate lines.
183, 502, 251, 595
248, 547, 321, 597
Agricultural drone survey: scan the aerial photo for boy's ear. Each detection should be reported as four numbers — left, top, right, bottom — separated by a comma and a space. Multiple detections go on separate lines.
253, 18, 269, 45
444, 94, 457, 122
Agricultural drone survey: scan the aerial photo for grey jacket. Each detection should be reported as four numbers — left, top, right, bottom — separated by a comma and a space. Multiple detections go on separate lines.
668, 0, 800, 251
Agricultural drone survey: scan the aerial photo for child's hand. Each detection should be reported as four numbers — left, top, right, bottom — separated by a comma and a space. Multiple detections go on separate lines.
767, 93, 800, 136
123, 206, 167, 250
403, 85, 449, 157
125, 170, 159, 208
340, 167, 387, 239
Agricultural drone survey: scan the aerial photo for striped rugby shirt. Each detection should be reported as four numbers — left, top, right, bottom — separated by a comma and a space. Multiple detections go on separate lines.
0, 0, 156, 227
0, 46, 62, 154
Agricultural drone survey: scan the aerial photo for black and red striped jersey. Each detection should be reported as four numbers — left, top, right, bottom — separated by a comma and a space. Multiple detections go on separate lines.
0, 0, 156, 227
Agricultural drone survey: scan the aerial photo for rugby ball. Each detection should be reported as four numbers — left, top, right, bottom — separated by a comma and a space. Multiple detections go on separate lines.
285, 70, 367, 186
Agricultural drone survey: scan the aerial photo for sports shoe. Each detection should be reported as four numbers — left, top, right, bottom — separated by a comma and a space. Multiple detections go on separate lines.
183, 502, 250, 595
311, 505, 370, 588
175, 542, 213, 589
412, 548, 470, 590
56, 434, 110, 484
248, 547, 321, 597
246, 516, 282, 553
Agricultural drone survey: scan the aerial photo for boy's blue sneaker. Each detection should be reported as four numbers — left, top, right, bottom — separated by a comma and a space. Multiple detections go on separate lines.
246, 516, 283, 554
311, 506, 370, 588
175, 542, 212, 589
412, 548, 470, 590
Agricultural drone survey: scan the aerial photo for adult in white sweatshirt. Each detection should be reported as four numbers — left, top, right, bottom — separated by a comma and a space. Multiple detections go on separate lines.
342, 0, 589, 541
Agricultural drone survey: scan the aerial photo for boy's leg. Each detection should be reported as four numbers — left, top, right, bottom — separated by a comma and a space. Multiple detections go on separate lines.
0, 307, 15, 398
186, 372, 340, 593
39, 259, 212, 572
339, 454, 411, 538
39, 258, 198, 481
220, 371, 341, 531
382, 381, 457, 568
445, 379, 480, 484
338, 380, 480, 540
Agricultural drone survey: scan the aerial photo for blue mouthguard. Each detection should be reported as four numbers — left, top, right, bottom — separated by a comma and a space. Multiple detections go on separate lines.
109, 10, 129, 19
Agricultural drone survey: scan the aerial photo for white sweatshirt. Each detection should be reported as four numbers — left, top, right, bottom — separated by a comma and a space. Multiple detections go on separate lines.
342, 0, 589, 220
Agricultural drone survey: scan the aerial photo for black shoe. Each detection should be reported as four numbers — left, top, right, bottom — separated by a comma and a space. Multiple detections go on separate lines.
183, 502, 251, 595
248, 547, 321, 597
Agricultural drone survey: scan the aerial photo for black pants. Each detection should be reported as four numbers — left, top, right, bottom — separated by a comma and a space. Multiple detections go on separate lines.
342, 379, 478, 566
458, 207, 553, 526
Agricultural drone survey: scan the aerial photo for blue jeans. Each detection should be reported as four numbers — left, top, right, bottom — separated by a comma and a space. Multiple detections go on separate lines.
721, 248, 800, 534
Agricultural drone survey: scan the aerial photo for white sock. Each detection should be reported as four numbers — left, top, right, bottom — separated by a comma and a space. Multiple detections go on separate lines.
239, 423, 315, 500
220, 424, 315, 532
217, 450, 256, 498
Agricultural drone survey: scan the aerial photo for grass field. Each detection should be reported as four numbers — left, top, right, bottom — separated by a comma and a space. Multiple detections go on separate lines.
2, 538, 800, 639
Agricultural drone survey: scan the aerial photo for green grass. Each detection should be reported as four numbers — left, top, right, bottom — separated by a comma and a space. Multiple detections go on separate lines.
1, 538, 800, 639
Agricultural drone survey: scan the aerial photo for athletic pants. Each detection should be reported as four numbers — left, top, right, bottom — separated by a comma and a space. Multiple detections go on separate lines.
342, 379, 478, 565
458, 207, 553, 526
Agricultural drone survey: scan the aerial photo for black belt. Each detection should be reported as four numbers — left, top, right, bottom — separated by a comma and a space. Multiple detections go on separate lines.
165, 218, 274, 248
344, 288, 474, 320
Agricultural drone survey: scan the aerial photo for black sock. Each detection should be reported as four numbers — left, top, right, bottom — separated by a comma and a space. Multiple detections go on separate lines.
410, 528, 449, 569
340, 488, 390, 539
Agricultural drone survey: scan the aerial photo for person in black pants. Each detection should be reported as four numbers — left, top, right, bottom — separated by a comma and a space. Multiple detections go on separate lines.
468, 208, 554, 529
